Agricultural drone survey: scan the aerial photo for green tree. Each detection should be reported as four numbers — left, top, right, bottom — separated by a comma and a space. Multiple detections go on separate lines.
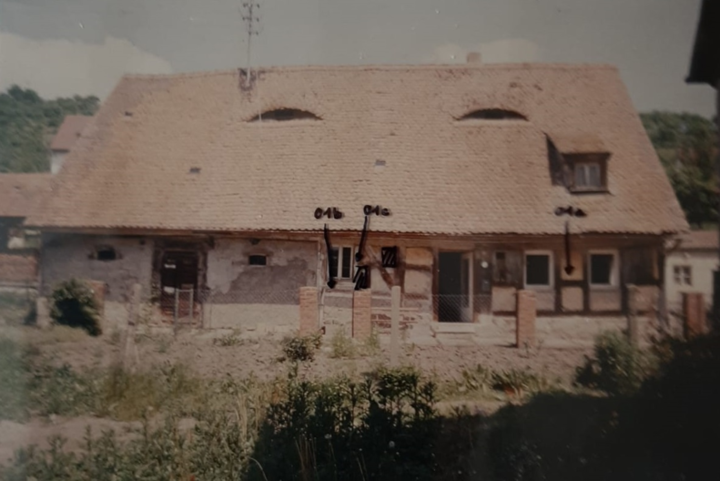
0, 85, 99, 173
641, 111, 717, 227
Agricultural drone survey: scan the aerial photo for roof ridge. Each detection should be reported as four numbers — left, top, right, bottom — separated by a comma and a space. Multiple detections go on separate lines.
121, 62, 619, 81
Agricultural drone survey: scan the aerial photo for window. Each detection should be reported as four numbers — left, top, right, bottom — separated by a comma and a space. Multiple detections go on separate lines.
525, 251, 552, 287
589, 251, 618, 287
574, 162, 602, 189
95, 246, 117, 261
330, 246, 354, 279
459, 108, 527, 121
250, 108, 321, 122
673, 265, 692, 286
248, 255, 267, 266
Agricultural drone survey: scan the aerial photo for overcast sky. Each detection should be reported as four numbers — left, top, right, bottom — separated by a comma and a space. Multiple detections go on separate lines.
0, 0, 714, 116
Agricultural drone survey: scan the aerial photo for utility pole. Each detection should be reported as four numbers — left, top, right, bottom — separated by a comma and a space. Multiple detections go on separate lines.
241, 2, 260, 89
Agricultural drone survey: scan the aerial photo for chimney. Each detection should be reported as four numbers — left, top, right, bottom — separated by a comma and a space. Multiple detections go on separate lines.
466, 52, 482, 64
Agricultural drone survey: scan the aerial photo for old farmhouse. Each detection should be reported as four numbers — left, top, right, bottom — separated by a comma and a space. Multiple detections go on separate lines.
26, 61, 688, 343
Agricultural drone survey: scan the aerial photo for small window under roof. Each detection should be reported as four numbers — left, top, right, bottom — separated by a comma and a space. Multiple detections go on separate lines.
250, 108, 320, 122
459, 109, 527, 121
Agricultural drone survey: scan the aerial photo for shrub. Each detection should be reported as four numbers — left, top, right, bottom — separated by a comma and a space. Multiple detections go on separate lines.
575, 331, 651, 396
50, 279, 102, 336
281, 333, 322, 362
329, 329, 357, 359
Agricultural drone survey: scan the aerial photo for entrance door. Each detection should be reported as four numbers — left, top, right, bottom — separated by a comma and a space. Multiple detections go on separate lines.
160, 251, 199, 321
438, 251, 473, 322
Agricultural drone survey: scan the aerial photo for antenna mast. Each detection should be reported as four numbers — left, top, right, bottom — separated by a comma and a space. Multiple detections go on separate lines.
241, 2, 260, 89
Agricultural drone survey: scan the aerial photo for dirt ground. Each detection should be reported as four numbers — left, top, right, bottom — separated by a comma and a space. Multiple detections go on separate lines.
0, 325, 591, 465
7, 326, 590, 383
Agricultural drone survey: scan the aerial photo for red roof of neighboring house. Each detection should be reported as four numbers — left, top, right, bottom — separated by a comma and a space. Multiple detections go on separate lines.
28, 64, 687, 235
50, 115, 92, 152
679, 230, 719, 250
0, 173, 52, 218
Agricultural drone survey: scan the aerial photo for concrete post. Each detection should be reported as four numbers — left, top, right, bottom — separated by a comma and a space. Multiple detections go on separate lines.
516, 290, 536, 348
390, 286, 401, 366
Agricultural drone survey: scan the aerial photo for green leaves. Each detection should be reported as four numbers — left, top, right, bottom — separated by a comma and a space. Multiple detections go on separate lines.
0, 85, 99, 173
641, 111, 717, 227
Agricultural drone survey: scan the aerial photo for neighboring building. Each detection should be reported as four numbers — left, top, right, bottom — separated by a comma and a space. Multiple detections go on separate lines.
26, 62, 688, 340
666, 231, 719, 314
0, 173, 51, 287
49, 115, 92, 174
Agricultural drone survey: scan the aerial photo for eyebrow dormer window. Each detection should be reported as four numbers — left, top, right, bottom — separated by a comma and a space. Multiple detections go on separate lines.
250, 108, 320, 122
459, 109, 527, 121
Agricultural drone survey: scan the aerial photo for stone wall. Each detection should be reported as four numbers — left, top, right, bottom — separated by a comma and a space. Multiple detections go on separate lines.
203, 238, 317, 330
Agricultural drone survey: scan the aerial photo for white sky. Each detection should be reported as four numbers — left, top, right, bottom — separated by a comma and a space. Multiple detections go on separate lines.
0, 0, 714, 116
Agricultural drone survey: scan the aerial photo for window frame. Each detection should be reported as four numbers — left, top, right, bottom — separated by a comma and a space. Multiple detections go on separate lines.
588, 250, 619, 288
524, 250, 554, 289
565, 153, 609, 193
673, 265, 692, 286
329, 246, 356, 280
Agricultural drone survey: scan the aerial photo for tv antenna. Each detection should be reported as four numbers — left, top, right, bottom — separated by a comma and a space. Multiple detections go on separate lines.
241, 2, 261, 89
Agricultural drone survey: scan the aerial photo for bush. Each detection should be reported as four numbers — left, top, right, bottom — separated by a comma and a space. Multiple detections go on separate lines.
329, 329, 357, 359
281, 333, 322, 362
50, 279, 102, 336
575, 331, 652, 396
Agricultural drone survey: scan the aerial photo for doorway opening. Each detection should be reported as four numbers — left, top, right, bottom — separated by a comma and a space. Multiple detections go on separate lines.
160, 251, 200, 322
438, 251, 473, 322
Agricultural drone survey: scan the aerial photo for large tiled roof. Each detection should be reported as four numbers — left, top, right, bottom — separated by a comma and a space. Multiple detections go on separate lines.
50, 115, 92, 152
28, 64, 688, 236
0, 173, 52, 218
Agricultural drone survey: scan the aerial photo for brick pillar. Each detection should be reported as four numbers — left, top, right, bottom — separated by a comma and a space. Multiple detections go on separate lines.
352, 290, 372, 339
516, 289, 536, 348
299, 287, 318, 336
683, 292, 706, 338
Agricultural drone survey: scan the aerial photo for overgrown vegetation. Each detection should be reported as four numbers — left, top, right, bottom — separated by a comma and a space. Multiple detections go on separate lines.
641, 111, 717, 227
0, 291, 36, 326
281, 333, 322, 362
575, 331, 655, 396
50, 279, 102, 336
2, 331, 719, 480
0, 85, 99, 173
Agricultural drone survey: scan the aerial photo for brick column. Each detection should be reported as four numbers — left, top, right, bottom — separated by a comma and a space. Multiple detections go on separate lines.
353, 290, 372, 339
683, 292, 706, 338
516, 289, 536, 348
299, 287, 318, 336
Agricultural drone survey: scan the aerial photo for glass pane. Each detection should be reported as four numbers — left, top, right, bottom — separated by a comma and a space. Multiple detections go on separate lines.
329, 247, 339, 279
526, 255, 550, 285
341, 247, 352, 278
575, 165, 586, 186
591, 254, 613, 284
588, 164, 601, 186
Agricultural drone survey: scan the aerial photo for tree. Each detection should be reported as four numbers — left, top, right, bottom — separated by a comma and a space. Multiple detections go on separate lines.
0, 86, 100, 173
641, 111, 717, 227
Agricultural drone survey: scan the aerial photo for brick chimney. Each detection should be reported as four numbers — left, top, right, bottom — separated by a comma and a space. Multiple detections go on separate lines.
466, 52, 482, 64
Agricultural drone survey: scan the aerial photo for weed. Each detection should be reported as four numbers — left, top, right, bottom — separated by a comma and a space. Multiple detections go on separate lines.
214, 332, 242, 347
575, 331, 653, 396
362, 328, 381, 355
157, 335, 173, 353
281, 333, 322, 362
329, 329, 356, 359
49, 279, 101, 336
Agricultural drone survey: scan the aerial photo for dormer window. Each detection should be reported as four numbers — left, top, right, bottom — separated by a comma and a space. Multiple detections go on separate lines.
458, 109, 527, 121
250, 108, 320, 122
566, 154, 609, 193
